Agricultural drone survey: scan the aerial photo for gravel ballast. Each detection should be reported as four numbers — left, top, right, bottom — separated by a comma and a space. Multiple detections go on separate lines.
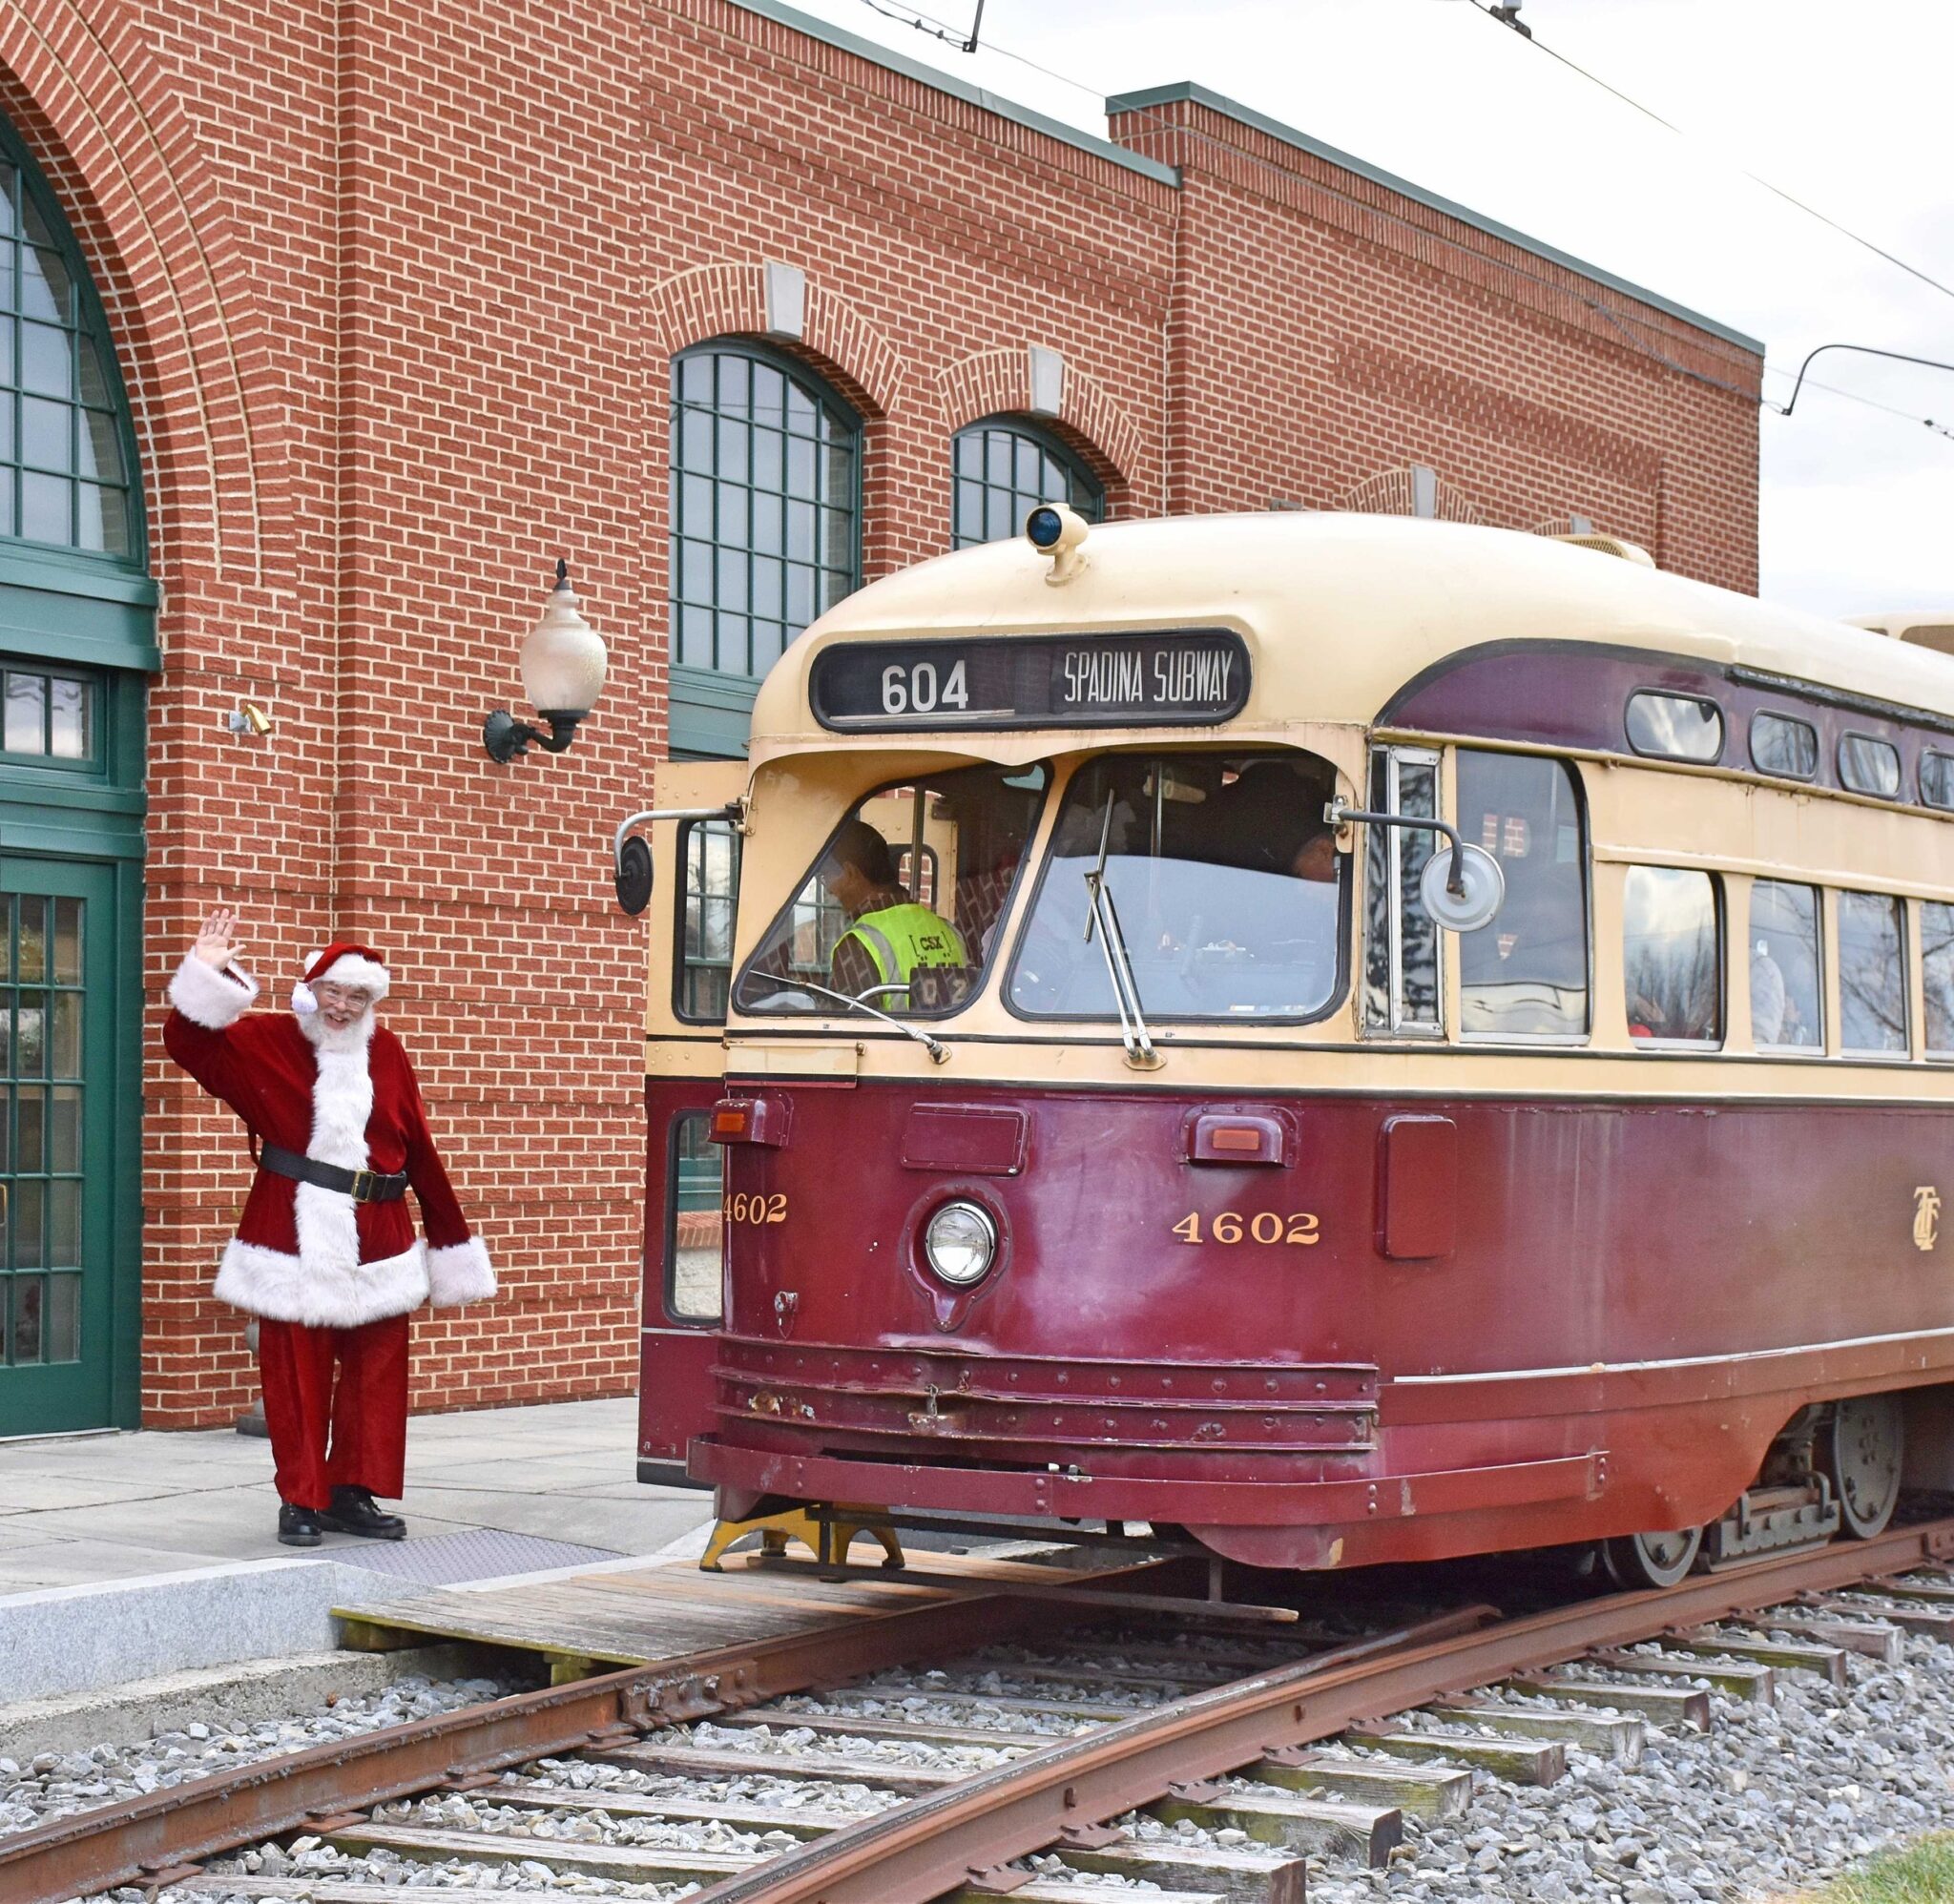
0, 1673, 509, 1839
19, 1602, 1954, 1900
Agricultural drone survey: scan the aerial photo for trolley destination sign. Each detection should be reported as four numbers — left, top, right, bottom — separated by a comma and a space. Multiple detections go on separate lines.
810, 629, 1252, 732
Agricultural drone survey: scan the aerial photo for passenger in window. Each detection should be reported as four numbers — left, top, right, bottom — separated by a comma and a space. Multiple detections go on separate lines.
1627, 964, 1718, 1042
1206, 761, 1337, 881
820, 819, 967, 1000
1751, 940, 1787, 1046
1288, 819, 1340, 883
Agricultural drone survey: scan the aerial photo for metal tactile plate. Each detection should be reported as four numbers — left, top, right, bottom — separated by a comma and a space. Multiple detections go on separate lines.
322, 1527, 622, 1585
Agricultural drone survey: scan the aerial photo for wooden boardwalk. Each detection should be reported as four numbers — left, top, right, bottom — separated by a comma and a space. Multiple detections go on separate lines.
334, 1548, 1097, 1681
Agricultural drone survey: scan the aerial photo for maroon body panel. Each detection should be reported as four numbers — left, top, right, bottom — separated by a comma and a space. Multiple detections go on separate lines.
1381, 639, 1936, 797
638, 1075, 722, 1474
683, 1075, 1954, 1567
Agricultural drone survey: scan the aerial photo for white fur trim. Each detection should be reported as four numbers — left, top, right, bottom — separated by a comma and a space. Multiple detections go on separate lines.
291, 981, 319, 1015
289, 1031, 376, 1279
169, 953, 259, 1029
313, 951, 390, 1001
426, 1237, 496, 1308
215, 1236, 429, 1326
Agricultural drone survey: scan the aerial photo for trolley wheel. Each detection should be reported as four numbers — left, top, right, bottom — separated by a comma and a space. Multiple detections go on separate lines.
1599, 1524, 1703, 1591
1819, 1393, 1904, 1539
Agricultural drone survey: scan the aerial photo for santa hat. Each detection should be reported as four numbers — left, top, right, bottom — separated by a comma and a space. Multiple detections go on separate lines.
291, 942, 391, 1015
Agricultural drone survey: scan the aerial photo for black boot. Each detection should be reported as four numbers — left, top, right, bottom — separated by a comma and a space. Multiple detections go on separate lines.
320, 1484, 407, 1541
278, 1503, 324, 1547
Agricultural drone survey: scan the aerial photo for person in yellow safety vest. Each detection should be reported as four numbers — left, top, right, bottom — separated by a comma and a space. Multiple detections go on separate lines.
820, 817, 967, 1002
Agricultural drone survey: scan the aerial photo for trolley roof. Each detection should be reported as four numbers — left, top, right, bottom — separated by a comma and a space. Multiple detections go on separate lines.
748, 513, 1954, 754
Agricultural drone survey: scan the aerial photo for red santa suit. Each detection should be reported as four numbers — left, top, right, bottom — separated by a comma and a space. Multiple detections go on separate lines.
164, 942, 494, 1510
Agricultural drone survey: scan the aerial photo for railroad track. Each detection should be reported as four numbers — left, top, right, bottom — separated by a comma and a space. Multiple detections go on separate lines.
11, 1516, 1954, 1904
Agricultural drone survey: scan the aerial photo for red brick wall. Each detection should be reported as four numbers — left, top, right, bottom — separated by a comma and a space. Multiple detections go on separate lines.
1109, 92, 1758, 589
0, 0, 1758, 1429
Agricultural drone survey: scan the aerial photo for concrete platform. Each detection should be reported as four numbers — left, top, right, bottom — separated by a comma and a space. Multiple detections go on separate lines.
0, 1397, 714, 1597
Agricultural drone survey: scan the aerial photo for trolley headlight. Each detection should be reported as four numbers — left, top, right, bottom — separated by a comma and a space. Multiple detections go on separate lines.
922, 1200, 997, 1286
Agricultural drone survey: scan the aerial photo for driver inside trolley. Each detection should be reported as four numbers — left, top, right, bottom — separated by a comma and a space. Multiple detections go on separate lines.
819, 818, 967, 1000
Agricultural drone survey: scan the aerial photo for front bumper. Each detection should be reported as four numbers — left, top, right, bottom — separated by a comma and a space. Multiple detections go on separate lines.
692, 1432, 1605, 1529
711, 1335, 1380, 1468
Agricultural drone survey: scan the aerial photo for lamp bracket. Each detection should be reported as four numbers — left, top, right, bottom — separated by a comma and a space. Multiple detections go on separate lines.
485, 708, 580, 763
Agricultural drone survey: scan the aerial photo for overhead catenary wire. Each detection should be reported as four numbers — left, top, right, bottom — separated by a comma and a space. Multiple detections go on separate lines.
844, 0, 1950, 444
1459, 0, 1954, 310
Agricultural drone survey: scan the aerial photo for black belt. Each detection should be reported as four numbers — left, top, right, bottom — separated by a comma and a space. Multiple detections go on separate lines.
258, 1143, 408, 1203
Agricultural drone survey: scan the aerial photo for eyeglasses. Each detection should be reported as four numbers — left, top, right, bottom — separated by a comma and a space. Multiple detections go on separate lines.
314, 983, 375, 1009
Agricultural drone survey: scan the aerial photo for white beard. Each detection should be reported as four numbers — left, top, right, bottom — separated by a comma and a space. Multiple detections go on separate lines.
298, 1008, 376, 1054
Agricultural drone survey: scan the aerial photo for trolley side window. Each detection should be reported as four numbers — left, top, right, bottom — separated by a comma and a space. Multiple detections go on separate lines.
1922, 752, 1954, 811
1839, 890, 1908, 1054
676, 818, 743, 1024
1008, 750, 1343, 1024
1839, 734, 1902, 800
1750, 711, 1819, 781
1623, 866, 1721, 1046
665, 1110, 723, 1323
1924, 902, 1954, 1057
1625, 692, 1722, 763
1362, 748, 1442, 1034
1456, 752, 1588, 1041
736, 762, 1049, 1018
1750, 880, 1822, 1051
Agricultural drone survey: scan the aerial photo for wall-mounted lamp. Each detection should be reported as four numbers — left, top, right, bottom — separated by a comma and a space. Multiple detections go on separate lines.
483, 558, 609, 764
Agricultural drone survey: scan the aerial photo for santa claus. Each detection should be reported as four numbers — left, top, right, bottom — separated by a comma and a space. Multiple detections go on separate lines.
165, 909, 494, 1546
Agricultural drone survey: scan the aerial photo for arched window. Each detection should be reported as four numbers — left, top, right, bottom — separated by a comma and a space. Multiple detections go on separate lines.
0, 138, 140, 561
951, 417, 1102, 549
669, 341, 860, 756
0, 115, 150, 1440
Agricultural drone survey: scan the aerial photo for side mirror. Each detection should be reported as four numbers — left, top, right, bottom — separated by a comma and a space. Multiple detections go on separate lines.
611, 800, 745, 919
1326, 797, 1506, 935
1419, 841, 1505, 933
615, 836, 655, 916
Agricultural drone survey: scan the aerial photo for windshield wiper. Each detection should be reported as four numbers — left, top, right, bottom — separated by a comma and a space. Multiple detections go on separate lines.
737, 971, 948, 1066
1082, 793, 1164, 1070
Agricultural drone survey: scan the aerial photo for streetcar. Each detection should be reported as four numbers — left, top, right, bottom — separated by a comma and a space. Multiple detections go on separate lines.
622, 508, 1954, 1588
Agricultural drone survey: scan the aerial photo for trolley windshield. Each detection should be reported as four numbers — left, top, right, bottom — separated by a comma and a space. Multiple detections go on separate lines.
734, 761, 1049, 1018
1008, 750, 1343, 1022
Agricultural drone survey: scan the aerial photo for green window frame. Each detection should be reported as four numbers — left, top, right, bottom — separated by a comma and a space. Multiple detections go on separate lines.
0, 116, 150, 1439
0, 124, 144, 566
951, 416, 1103, 549
0, 661, 96, 768
669, 341, 862, 758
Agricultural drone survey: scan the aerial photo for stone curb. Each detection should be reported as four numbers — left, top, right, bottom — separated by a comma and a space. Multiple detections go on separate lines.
0, 1557, 398, 1705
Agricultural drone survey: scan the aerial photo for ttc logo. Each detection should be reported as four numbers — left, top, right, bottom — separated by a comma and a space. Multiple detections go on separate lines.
1915, 1186, 1942, 1253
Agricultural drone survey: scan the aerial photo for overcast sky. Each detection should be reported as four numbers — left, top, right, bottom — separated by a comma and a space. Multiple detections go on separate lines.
775, 0, 1952, 621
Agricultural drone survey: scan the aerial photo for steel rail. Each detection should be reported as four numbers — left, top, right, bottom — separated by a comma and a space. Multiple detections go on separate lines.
0, 1563, 1194, 1904
688, 1515, 1954, 1904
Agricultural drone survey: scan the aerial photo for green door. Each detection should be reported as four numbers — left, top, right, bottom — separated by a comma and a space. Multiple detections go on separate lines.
0, 859, 114, 1435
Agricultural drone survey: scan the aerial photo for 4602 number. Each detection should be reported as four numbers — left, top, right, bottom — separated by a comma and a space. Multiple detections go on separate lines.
723, 1193, 788, 1226
1172, 1211, 1320, 1247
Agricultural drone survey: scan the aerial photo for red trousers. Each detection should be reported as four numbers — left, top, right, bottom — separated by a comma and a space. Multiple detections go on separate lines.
258, 1313, 409, 1509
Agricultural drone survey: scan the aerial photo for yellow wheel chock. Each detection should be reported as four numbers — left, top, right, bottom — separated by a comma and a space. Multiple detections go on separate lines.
699, 1501, 904, 1573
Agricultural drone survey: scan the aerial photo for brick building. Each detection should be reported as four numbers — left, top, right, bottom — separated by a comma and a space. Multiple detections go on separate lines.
0, 0, 1759, 1436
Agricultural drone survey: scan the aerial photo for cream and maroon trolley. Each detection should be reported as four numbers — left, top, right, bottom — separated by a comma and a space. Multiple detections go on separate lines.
622, 509, 1954, 1587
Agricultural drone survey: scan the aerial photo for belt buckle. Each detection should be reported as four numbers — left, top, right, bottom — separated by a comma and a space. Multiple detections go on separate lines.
349, 1169, 375, 1202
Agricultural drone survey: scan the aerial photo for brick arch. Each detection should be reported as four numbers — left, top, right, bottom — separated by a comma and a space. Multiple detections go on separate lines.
1341, 465, 1485, 525
0, 0, 291, 592
649, 263, 904, 421
937, 348, 1143, 492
